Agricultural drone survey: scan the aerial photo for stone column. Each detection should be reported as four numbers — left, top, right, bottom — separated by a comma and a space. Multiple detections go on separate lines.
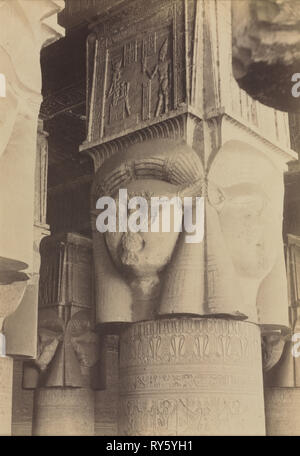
264, 234, 300, 435
0, 1, 64, 435
263, 132, 300, 434
33, 389, 95, 436
8, 121, 50, 435
81, 0, 295, 436
23, 233, 100, 436
119, 318, 264, 436
5, 121, 50, 359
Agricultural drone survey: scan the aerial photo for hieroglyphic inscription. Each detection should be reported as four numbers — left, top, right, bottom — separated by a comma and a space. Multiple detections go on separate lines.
119, 318, 265, 436
119, 395, 262, 436
120, 318, 260, 368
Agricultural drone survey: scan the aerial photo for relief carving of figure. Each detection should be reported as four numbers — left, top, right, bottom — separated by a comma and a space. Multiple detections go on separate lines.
107, 58, 131, 121
143, 39, 170, 117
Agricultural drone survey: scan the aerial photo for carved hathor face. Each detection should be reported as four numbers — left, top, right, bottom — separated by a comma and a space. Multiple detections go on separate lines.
91, 138, 288, 327
217, 182, 279, 279
205, 140, 288, 325
105, 179, 181, 279
91, 139, 203, 322
92, 140, 202, 286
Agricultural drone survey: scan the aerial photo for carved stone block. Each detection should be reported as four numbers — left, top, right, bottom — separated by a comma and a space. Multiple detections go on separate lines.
82, 0, 186, 147
91, 138, 289, 330
23, 233, 100, 389
118, 318, 265, 435
81, 0, 291, 159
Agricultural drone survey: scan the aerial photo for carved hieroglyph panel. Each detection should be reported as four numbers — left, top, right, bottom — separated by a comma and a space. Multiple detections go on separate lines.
85, 0, 186, 145
119, 318, 265, 436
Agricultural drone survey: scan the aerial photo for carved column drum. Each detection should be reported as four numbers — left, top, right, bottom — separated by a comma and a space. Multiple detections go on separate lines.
119, 318, 265, 436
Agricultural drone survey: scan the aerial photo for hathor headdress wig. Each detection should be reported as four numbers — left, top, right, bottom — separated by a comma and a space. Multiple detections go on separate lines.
91, 138, 289, 330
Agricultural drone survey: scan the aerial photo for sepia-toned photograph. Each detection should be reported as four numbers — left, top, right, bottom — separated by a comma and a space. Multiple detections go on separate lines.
0, 0, 300, 438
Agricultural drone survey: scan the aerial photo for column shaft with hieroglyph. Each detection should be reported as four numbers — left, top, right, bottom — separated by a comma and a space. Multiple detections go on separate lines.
80, 0, 295, 436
